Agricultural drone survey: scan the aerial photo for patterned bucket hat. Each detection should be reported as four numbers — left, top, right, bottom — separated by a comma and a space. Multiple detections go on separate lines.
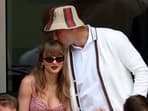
44, 5, 84, 32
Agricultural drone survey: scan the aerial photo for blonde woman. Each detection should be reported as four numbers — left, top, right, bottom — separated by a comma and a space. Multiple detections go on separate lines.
18, 40, 71, 111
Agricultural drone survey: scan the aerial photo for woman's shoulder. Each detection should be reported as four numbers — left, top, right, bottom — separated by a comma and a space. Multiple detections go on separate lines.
19, 74, 36, 96
21, 73, 35, 86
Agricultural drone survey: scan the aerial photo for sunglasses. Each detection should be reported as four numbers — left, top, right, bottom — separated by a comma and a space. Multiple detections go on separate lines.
44, 56, 64, 63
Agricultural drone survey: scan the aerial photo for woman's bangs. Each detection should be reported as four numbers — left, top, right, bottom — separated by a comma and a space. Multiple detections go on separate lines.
44, 45, 64, 57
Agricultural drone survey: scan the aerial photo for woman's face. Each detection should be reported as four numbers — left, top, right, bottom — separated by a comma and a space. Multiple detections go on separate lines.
42, 56, 64, 75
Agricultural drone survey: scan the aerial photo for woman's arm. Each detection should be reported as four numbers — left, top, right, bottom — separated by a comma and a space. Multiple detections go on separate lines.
18, 75, 33, 111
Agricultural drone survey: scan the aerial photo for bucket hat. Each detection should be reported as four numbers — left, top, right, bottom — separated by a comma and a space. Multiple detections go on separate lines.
44, 5, 84, 32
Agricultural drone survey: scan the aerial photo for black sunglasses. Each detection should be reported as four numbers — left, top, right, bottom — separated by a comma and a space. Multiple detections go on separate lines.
44, 56, 64, 63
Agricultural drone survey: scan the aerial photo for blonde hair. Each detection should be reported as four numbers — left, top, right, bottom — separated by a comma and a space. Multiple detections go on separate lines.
32, 40, 70, 102
0, 94, 17, 109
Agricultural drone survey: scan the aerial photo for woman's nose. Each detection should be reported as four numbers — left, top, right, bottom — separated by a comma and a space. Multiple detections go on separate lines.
52, 59, 57, 63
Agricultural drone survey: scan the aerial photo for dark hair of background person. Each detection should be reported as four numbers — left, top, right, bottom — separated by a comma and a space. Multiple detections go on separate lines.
124, 95, 148, 111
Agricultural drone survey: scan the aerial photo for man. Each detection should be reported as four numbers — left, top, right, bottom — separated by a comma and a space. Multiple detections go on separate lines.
0, 94, 17, 111
44, 5, 148, 111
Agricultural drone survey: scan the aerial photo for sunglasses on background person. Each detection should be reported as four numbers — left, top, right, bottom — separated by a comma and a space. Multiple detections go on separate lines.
44, 56, 64, 63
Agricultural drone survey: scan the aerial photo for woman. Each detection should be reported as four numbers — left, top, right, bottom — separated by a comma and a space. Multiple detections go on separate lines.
18, 40, 71, 111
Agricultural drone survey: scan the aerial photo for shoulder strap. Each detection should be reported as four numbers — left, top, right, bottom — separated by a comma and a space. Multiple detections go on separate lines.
69, 47, 81, 111
31, 80, 36, 97
94, 28, 113, 111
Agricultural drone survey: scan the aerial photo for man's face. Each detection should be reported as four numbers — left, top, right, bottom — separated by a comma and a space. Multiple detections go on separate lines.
0, 106, 16, 111
53, 29, 73, 48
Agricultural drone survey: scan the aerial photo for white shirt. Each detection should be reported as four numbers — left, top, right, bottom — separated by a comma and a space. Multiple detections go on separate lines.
71, 26, 110, 111
69, 25, 148, 111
